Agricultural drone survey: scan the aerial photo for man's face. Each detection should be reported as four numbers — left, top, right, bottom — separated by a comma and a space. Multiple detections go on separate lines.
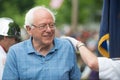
7, 37, 18, 44
5, 37, 18, 52
29, 9, 55, 45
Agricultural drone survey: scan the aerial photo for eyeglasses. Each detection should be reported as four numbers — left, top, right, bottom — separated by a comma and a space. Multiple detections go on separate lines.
32, 23, 55, 30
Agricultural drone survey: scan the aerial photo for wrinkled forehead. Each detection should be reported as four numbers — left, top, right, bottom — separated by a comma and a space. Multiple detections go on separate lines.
33, 9, 54, 23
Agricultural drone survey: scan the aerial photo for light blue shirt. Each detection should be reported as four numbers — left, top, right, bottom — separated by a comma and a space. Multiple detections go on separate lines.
2, 37, 81, 80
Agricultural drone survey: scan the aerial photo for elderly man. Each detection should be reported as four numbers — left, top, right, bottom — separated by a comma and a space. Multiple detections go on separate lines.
2, 6, 80, 80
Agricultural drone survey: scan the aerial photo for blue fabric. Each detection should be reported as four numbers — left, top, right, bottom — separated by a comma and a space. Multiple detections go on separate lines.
2, 38, 81, 80
98, 0, 120, 58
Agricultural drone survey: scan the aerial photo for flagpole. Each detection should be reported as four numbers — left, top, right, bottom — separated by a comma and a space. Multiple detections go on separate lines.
71, 0, 78, 33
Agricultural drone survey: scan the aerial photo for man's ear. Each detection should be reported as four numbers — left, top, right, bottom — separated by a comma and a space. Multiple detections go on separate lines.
26, 25, 32, 36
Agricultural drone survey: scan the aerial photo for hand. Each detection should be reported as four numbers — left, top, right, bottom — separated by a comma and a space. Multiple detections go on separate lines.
61, 36, 79, 50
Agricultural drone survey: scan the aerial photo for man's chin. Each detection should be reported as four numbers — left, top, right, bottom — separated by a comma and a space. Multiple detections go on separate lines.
43, 37, 54, 44
43, 40, 53, 45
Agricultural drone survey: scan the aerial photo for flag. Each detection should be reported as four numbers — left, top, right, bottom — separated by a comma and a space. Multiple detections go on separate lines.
98, 0, 120, 58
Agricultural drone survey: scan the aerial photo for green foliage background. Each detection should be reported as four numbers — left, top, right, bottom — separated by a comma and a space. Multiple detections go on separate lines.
0, 0, 102, 28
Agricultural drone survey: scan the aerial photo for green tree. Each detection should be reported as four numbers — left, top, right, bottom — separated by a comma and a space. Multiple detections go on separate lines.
0, 0, 34, 27
0, 0, 103, 28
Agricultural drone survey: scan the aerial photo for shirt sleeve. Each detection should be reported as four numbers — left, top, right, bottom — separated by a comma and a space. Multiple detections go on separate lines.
98, 57, 120, 80
2, 48, 19, 80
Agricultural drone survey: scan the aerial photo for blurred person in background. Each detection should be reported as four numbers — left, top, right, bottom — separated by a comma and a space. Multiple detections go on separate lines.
2, 6, 80, 80
62, 36, 120, 80
0, 17, 21, 80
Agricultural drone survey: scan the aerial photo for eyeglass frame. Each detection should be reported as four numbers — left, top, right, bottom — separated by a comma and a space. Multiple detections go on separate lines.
31, 23, 56, 30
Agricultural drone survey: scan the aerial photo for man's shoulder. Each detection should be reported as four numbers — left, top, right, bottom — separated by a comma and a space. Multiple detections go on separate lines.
11, 39, 30, 49
54, 37, 73, 48
55, 37, 71, 43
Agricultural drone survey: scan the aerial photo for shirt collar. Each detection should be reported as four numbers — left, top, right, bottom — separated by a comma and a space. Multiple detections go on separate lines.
26, 37, 59, 54
26, 37, 36, 54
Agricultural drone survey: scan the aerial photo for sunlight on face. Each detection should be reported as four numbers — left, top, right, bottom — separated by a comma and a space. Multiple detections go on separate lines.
31, 9, 55, 45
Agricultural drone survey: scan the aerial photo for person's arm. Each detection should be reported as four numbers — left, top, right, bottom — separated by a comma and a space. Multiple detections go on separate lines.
76, 42, 98, 71
61, 36, 99, 71
98, 57, 120, 79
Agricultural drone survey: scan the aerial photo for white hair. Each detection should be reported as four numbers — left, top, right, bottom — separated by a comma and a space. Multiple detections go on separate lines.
24, 6, 55, 29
